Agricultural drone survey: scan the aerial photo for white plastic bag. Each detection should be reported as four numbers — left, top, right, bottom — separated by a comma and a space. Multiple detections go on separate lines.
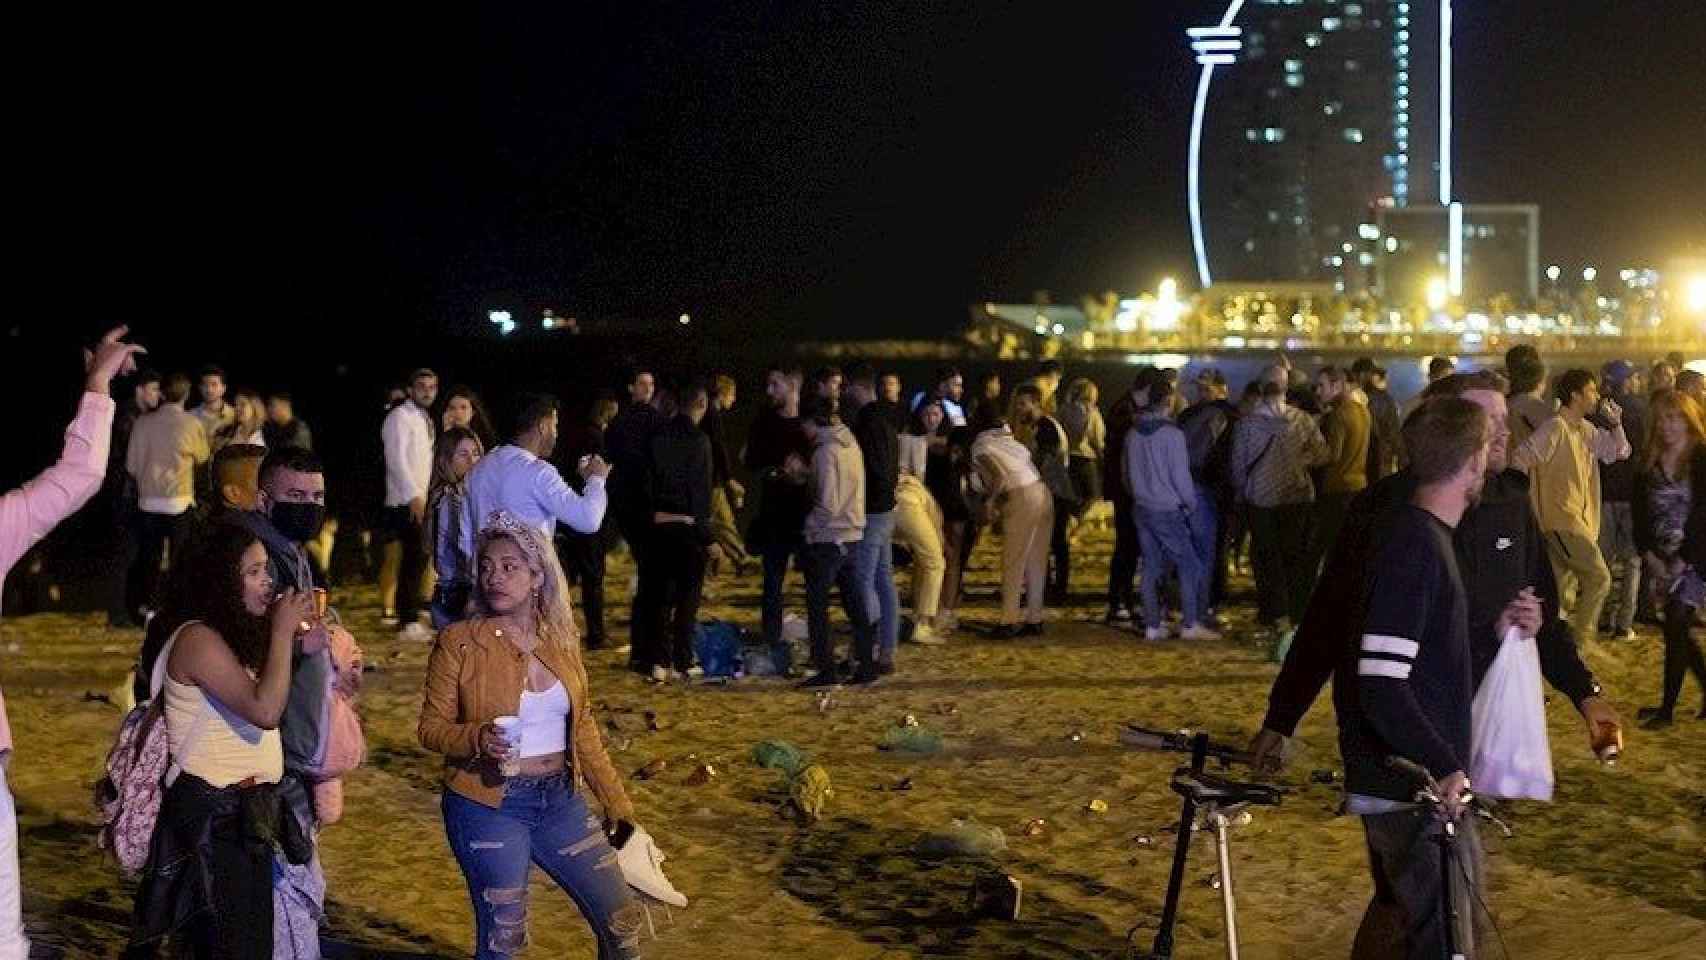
1469, 626, 1554, 800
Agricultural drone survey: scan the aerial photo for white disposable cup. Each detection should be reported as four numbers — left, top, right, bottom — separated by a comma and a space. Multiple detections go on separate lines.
492, 715, 523, 777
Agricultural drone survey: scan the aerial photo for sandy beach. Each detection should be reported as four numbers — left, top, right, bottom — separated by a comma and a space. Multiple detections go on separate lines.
4, 526, 1702, 958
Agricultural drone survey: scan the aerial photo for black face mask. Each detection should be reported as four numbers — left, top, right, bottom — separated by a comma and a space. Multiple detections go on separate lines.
270, 501, 325, 543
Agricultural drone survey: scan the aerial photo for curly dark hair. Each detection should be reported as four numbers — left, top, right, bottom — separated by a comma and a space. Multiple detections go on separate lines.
162, 523, 273, 673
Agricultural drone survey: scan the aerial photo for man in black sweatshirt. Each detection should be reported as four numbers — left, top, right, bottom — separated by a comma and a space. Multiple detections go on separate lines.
1252, 373, 1622, 959
1339, 396, 1486, 960
605, 367, 665, 670
640, 382, 714, 680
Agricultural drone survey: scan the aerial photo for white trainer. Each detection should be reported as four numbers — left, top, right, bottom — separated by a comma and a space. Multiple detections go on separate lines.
649, 665, 672, 683
910, 623, 946, 646
1180, 624, 1222, 643
1143, 627, 1169, 642
615, 824, 689, 907
398, 622, 432, 643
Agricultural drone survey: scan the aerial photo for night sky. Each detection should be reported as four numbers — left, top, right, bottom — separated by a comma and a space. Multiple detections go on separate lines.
11, 1, 1705, 345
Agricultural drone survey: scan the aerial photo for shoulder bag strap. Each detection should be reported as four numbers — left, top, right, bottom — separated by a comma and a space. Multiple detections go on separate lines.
152, 620, 219, 788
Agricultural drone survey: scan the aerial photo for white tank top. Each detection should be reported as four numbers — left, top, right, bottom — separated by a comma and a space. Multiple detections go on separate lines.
163, 676, 283, 787
515, 681, 569, 758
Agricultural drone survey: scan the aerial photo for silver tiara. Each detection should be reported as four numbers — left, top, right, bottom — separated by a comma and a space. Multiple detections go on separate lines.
479, 510, 544, 560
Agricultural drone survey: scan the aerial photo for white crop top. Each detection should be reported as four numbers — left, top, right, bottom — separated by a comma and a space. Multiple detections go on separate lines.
515, 681, 570, 758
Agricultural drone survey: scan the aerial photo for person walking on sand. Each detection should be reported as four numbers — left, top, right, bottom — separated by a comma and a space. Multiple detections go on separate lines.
420, 512, 676, 960
1, 326, 141, 960
1633, 388, 1706, 728
1511, 368, 1631, 643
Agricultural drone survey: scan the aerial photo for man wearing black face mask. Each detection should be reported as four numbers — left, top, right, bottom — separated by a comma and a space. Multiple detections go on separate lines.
231, 445, 335, 947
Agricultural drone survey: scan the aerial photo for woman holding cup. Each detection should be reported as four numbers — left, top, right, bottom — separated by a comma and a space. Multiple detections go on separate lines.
419, 511, 662, 959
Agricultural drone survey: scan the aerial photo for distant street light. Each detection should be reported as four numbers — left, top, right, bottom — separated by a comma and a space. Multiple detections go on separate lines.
1425, 276, 1449, 312
488, 310, 516, 335
1582, 266, 1598, 283
1686, 275, 1706, 315
1546, 264, 1562, 283
679, 313, 692, 325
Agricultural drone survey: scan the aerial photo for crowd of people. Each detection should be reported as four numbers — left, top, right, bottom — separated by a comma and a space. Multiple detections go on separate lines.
1, 326, 1703, 958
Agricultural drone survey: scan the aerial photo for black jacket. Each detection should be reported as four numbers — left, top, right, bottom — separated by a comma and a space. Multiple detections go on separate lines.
1592, 390, 1646, 503
647, 414, 714, 542
852, 400, 901, 515
1263, 467, 1598, 741
701, 404, 737, 487
604, 402, 665, 514
743, 408, 811, 550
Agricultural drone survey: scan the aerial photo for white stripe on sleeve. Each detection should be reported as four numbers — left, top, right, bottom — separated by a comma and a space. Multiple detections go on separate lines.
1358, 658, 1412, 679
1361, 634, 1419, 659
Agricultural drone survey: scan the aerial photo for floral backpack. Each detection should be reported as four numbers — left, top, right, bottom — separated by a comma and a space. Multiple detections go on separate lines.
93, 622, 212, 876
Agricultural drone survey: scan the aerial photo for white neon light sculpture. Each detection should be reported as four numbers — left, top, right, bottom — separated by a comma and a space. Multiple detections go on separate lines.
1440, 1, 1453, 205
1186, 1, 1247, 288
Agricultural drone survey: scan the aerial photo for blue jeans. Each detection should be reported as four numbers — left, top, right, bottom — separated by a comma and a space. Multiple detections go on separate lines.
1135, 505, 1206, 629
855, 511, 899, 662
802, 541, 874, 673
442, 776, 640, 960
1190, 484, 1219, 600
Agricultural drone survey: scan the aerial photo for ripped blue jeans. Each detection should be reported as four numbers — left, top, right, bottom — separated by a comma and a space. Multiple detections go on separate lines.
442, 774, 641, 959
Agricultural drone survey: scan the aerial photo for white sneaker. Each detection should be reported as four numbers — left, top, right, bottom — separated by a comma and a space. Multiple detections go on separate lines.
685, 666, 705, 679
911, 623, 946, 646
649, 665, 672, 683
398, 622, 432, 643
1180, 624, 1222, 642
1143, 627, 1169, 642
615, 824, 688, 907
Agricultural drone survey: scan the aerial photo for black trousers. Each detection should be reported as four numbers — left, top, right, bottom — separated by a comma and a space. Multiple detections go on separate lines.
557, 530, 609, 647
615, 505, 653, 663
379, 504, 428, 623
1247, 502, 1316, 625
1310, 491, 1358, 581
129, 510, 192, 616
1048, 496, 1073, 602
637, 523, 708, 672
1357, 809, 1483, 960
1107, 495, 1139, 614
1659, 593, 1706, 713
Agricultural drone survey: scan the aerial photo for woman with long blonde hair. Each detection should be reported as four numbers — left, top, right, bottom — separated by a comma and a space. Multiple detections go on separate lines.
419, 511, 681, 958
1633, 389, 1706, 727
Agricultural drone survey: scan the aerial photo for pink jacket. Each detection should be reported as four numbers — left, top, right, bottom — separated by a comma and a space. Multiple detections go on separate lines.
0, 392, 114, 751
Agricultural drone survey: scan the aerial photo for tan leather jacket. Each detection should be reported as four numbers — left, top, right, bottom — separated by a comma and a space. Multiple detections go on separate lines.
417, 617, 633, 821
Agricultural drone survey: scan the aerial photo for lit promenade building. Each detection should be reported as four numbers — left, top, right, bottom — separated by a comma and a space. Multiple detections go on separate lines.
1187, 2, 1449, 288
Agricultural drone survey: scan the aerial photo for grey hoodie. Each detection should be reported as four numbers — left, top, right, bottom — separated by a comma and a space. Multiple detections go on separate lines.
806, 423, 866, 545
1229, 402, 1328, 508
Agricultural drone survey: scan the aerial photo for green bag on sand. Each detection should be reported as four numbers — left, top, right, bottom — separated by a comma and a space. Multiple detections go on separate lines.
789, 764, 833, 821
879, 725, 944, 754
752, 740, 809, 777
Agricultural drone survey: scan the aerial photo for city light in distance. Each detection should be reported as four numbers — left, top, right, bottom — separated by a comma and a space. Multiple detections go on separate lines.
679, 313, 692, 325
1687, 275, 1706, 315
488, 310, 516, 335
1547, 264, 1562, 282
1425, 276, 1449, 312
1583, 266, 1598, 283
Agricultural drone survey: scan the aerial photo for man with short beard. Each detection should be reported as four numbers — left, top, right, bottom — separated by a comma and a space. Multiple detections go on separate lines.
744, 364, 812, 662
